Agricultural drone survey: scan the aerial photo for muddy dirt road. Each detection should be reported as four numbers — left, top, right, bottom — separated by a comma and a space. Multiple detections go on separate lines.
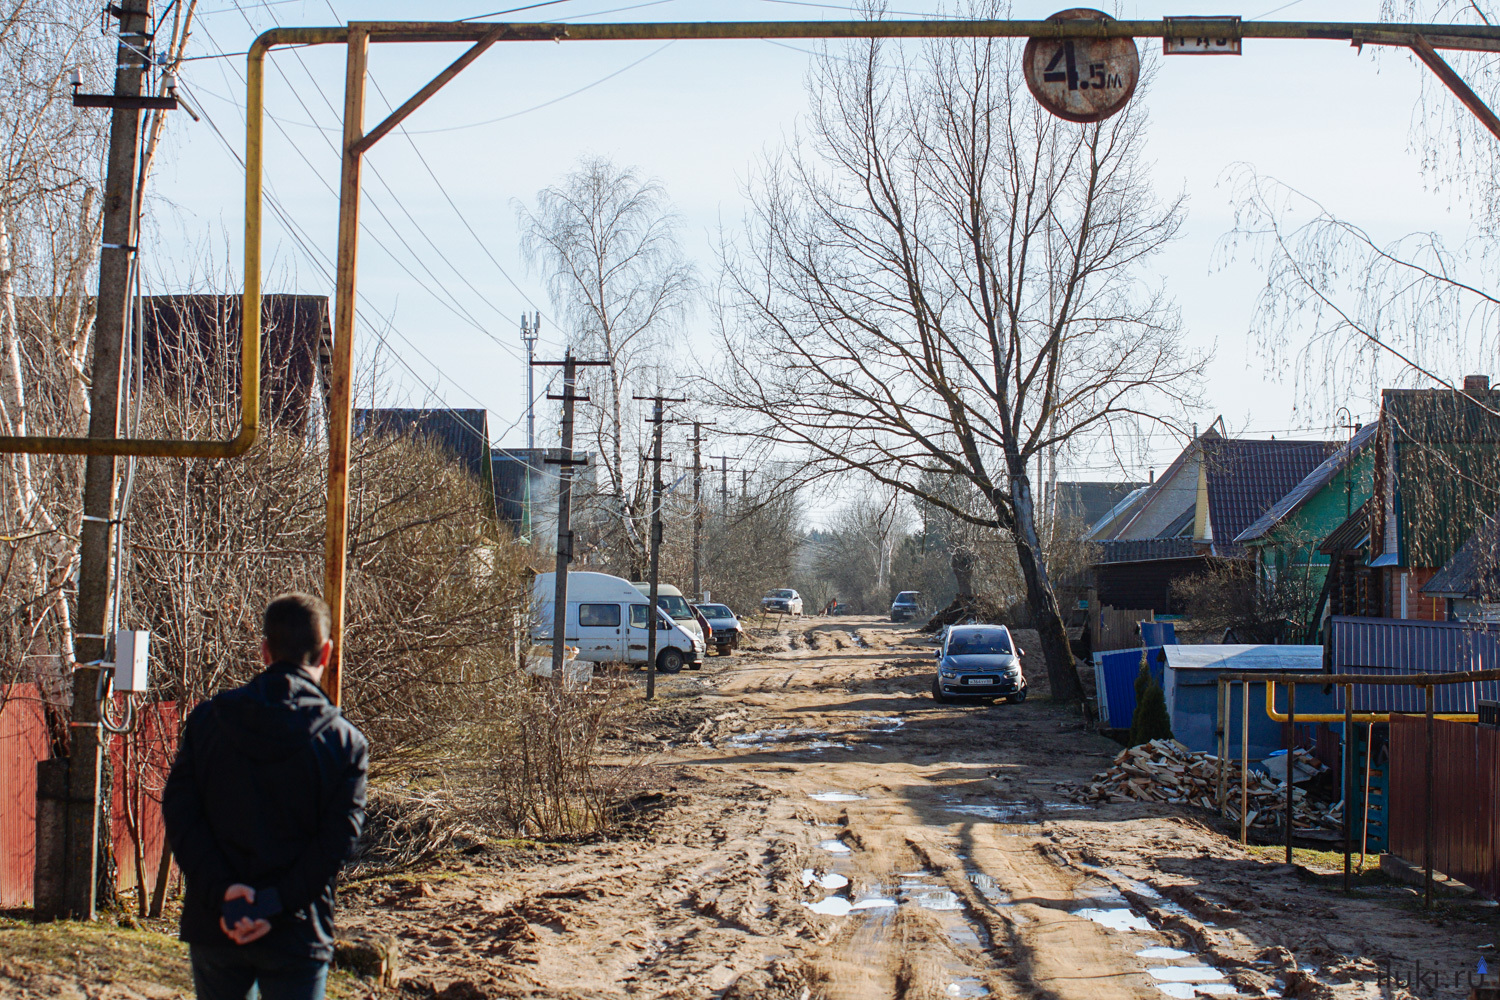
341, 616, 1497, 1000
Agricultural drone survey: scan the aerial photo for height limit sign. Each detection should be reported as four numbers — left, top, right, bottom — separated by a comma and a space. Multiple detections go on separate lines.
1023, 8, 1140, 124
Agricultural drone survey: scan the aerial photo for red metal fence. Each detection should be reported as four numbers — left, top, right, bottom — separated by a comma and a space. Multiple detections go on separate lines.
0, 686, 178, 907
0, 686, 49, 907
1388, 714, 1500, 899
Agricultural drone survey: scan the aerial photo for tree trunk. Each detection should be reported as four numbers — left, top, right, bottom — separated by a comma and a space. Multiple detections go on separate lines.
949, 544, 976, 598
1007, 467, 1083, 704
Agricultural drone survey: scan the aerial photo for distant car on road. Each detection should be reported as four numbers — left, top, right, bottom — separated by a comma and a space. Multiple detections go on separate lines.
762, 589, 803, 616
890, 591, 922, 621
931, 624, 1026, 704
694, 603, 741, 656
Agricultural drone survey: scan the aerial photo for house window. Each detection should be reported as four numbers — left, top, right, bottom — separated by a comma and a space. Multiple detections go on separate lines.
579, 603, 621, 628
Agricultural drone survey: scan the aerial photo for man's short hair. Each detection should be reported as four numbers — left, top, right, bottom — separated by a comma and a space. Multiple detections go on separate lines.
263, 592, 331, 666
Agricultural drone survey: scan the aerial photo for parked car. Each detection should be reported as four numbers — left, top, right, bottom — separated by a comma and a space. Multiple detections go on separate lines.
930, 624, 1026, 704
534, 571, 703, 674
694, 603, 742, 656
762, 589, 803, 616
631, 581, 705, 652
890, 591, 922, 621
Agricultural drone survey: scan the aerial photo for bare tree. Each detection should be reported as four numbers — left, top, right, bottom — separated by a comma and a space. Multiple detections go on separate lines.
708, 26, 1203, 700
517, 157, 696, 578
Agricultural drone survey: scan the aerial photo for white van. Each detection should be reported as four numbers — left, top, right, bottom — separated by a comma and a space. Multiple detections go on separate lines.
630, 581, 705, 645
533, 571, 703, 674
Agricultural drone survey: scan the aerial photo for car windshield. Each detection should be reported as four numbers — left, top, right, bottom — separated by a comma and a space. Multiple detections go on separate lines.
771, 590, 795, 598
656, 595, 694, 619
698, 605, 733, 618
895, 592, 919, 602
947, 631, 1011, 655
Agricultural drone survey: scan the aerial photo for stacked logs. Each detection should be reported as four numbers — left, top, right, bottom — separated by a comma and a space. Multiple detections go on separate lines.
1076, 739, 1340, 831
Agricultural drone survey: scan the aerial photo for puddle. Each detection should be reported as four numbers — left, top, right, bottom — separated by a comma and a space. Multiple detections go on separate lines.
913, 890, 965, 911
946, 977, 988, 997
801, 869, 849, 890
1074, 907, 1152, 932
941, 799, 1090, 823
809, 791, 865, 802
1147, 967, 1226, 983
818, 839, 852, 854
852, 896, 898, 909
803, 896, 853, 916
1155, 985, 1237, 999
1138, 947, 1195, 960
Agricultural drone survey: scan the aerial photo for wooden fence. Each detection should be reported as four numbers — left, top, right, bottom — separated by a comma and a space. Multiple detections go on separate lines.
1094, 605, 1155, 652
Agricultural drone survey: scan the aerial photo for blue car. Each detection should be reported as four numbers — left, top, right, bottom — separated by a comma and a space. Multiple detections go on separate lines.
931, 624, 1027, 704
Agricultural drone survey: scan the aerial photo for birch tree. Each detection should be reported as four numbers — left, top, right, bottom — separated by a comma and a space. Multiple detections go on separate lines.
710, 28, 1203, 701
517, 157, 695, 578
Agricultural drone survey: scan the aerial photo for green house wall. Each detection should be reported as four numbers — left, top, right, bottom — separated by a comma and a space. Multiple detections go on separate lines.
1244, 450, 1374, 594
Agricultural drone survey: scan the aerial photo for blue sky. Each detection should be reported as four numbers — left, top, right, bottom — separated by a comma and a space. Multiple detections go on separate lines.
147, 0, 1472, 490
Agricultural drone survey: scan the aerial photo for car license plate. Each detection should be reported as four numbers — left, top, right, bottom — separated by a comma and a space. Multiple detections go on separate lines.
963, 677, 991, 685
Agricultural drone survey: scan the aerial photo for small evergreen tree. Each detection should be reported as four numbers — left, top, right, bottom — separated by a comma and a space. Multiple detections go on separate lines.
1129, 659, 1174, 746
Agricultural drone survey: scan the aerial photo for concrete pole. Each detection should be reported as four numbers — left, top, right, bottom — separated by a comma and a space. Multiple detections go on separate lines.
60, 0, 151, 920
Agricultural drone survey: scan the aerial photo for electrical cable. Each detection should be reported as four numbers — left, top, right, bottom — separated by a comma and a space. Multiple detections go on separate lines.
196, 15, 528, 360
399, 40, 677, 135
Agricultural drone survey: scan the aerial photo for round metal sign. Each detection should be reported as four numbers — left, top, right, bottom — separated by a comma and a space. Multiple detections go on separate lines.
1023, 9, 1140, 124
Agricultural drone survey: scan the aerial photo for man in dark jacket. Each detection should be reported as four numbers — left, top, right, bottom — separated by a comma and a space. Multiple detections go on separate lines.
163, 593, 368, 1000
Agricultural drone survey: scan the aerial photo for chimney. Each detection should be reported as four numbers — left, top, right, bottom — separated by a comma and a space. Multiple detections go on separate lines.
1464, 374, 1490, 394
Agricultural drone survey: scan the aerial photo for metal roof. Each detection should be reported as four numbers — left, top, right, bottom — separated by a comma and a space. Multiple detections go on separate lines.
1422, 509, 1500, 599
353, 408, 492, 481
1235, 422, 1377, 545
1052, 481, 1147, 529
1161, 643, 1323, 673
1093, 536, 1201, 564
1328, 615, 1500, 712
139, 293, 331, 433
1200, 437, 1342, 556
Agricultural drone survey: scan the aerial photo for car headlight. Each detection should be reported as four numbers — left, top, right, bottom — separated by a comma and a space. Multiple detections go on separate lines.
939, 669, 956, 678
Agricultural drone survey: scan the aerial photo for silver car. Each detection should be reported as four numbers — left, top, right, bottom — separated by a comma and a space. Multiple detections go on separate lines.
931, 624, 1027, 704
694, 603, 741, 656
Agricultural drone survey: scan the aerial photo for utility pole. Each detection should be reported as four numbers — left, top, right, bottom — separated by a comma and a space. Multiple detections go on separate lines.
637, 392, 685, 700
535, 351, 608, 680
44, 0, 153, 922
710, 454, 734, 517
740, 468, 749, 502
690, 421, 713, 602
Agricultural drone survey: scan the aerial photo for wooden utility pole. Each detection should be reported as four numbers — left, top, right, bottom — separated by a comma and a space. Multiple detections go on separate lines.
638, 393, 685, 699
46, 0, 152, 922
536, 352, 608, 678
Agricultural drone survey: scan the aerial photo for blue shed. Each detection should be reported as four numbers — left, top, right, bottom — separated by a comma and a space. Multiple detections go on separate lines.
1160, 644, 1332, 758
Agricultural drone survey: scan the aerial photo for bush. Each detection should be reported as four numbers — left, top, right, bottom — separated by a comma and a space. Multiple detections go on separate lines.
1129, 660, 1174, 746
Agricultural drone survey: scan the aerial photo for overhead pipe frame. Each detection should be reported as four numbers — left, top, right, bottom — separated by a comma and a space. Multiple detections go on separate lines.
235, 17, 1500, 704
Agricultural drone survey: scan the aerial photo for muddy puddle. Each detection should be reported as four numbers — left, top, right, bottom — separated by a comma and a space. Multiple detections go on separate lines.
1064, 878, 1238, 998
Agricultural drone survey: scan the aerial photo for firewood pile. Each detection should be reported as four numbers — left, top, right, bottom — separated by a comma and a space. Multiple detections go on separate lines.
1076, 739, 1342, 831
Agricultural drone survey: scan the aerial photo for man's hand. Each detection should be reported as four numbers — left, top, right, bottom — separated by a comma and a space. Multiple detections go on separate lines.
219, 884, 272, 945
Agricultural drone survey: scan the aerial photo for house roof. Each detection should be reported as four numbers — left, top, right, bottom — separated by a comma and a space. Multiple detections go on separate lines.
1200, 437, 1341, 557
1234, 422, 1378, 545
1383, 387, 1500, 444
138, 294, 331, 433
1422, 509, 1500, 599
1318, 499, 1372, 556
1094, 536, 1201, 564
353, 408, 492, 481
1051, 481, 1147, 530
